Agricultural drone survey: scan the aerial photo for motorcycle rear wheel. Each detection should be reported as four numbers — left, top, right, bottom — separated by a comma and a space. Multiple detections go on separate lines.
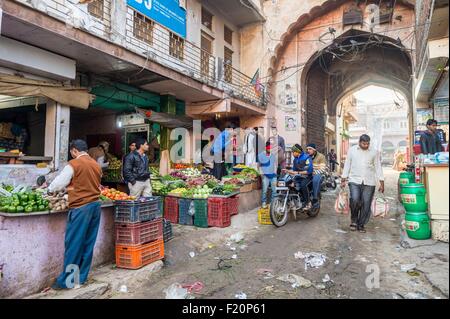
307, 205, 320, 217
270, 197, 289, 227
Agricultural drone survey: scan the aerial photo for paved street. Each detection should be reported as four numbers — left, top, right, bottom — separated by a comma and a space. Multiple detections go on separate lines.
110, 168, 448, 299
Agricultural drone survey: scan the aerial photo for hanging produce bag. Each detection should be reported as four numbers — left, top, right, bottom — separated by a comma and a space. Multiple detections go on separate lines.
335, 188, 349, 214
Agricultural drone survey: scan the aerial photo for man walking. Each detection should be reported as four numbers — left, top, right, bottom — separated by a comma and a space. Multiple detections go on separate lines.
420, 119, 443, 155
48, 139, 102, 289
123, 138, 152, 197
327, 149, 338, 172
341, 135, 384, 233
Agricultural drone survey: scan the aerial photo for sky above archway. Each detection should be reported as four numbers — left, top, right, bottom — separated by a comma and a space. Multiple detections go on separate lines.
354, 85, 406, 104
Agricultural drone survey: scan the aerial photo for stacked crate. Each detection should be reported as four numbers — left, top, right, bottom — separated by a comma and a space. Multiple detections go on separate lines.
178, 198, 195, 225
114, 196, 164, 269
207, 197, 232, 228
164, 196, 179, 224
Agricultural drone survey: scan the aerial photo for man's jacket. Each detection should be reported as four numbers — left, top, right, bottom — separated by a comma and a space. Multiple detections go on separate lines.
311, 152, 327, 175
123, 151, 150, 184
420, 131, 442, 155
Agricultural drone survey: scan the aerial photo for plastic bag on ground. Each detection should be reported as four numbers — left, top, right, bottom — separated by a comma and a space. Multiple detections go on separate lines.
164, 283, 189, 299
334, 188, 349, 214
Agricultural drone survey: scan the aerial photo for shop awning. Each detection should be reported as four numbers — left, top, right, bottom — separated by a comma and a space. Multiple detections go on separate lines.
135, 107, 193, 129
0, 74, 94, 109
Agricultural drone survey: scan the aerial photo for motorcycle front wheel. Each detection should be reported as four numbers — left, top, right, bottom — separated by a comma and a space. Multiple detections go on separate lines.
270, 197, 289, 227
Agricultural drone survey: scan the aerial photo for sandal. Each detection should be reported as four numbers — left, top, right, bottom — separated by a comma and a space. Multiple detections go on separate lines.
350, 224, 357, 231
358, 227, 366, 233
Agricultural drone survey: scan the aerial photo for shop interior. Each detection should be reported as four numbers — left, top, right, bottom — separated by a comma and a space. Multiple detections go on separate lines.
0, 95, 48, 164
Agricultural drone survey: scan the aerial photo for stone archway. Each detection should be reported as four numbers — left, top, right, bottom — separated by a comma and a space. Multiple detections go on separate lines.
302, 30, 413, 150
265, 0, 415, 151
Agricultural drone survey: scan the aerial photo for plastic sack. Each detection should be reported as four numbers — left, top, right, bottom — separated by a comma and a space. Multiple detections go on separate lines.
334, 189, 349, 214
187, 201, 195, 216
372, 196, 389, 218
164, 283, 189, 299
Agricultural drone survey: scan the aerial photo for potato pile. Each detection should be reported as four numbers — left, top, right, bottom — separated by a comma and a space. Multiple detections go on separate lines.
44, 191, 69, 212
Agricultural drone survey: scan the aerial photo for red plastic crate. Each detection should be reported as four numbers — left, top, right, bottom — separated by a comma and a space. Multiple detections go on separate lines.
207, 198, 231, 228
230, 195, 239, 216
115, 218, 163, 246
164, 196, 179, 224
116, 240, 164, 270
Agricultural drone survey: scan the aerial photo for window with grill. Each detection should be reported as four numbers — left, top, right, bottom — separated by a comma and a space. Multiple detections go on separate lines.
170, 32, 185, 60
224, 25, 233, 45
88, 0, 104, 19
400, 121, 408, 129
224, 47, 233, 83
201, 32, 213, 77
133, 11, 154, 45
202, 7, 213, 30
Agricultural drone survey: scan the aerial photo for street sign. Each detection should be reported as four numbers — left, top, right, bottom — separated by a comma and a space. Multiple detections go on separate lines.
127, 0, 187, 38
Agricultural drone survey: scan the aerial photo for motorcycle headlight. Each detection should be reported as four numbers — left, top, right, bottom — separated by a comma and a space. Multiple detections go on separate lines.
277, 181, 286, 187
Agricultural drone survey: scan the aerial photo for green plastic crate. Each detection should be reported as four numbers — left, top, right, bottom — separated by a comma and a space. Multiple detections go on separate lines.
193, 199, 208, 228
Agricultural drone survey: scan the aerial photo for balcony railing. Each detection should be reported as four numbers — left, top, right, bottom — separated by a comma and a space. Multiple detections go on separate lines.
12, 0, 267, 109
222, 64, 267, 108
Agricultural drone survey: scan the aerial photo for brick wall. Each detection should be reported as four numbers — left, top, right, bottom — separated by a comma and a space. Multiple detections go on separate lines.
306, 64, 326, 153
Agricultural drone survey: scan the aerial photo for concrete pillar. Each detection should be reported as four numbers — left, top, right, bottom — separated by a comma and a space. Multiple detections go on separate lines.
57, 104, 71, 169
44, 101, 70, 170
44, 100, 57, 165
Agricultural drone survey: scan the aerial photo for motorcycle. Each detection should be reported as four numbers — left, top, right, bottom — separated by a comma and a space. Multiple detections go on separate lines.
321, 166, 338, 191
270, 172, 321, 227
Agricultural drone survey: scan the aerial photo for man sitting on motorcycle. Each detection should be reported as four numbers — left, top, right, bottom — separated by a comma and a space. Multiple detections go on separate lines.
306, 143, 327, 209
286, 144, 313, 209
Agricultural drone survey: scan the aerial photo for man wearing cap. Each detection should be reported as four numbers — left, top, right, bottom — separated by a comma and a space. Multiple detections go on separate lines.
88, 141, 110, 170
306, 143, 327, 209
258, 141, 278, 208
287, 144, 313, 209
420, 119, 443, 155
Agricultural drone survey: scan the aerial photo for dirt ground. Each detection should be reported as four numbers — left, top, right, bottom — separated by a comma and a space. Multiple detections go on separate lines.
113, 168, 449, 299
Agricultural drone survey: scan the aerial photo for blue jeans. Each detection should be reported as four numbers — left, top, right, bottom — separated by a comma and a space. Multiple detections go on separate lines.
56, 201, 101, 288
262, 175, 277, 204
312, 174, 323, 201
294, 175, 311, 203
349, 183, 376, 228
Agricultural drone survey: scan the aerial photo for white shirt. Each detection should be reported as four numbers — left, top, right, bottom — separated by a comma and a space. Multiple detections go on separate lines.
342, 145, 384, 186
48, 153, 90, 192
97, 156, 109, 169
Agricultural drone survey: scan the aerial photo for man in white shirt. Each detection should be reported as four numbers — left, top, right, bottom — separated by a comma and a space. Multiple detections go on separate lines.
341, 134, 384, 233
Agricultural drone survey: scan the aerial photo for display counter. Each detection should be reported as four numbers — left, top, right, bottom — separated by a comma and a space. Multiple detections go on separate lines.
0, 202, 115, 299
423, 163, 449, 242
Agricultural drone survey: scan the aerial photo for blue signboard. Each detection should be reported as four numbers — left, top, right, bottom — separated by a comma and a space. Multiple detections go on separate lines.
128, 0, 187, 38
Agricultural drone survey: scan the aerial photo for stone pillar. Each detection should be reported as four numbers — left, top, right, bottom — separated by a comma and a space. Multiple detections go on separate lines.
44, 100, 57, 167
44, 100, 70, 170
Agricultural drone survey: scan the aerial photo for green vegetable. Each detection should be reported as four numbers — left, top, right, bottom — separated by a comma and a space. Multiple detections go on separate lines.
8, 206, 16, 213
16, 206, 24, 213
25, 206, 33, 213
38, 205, 45, 211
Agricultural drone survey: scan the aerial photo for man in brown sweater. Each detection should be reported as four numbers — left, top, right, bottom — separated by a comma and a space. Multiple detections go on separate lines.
47, 139, 102, 289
